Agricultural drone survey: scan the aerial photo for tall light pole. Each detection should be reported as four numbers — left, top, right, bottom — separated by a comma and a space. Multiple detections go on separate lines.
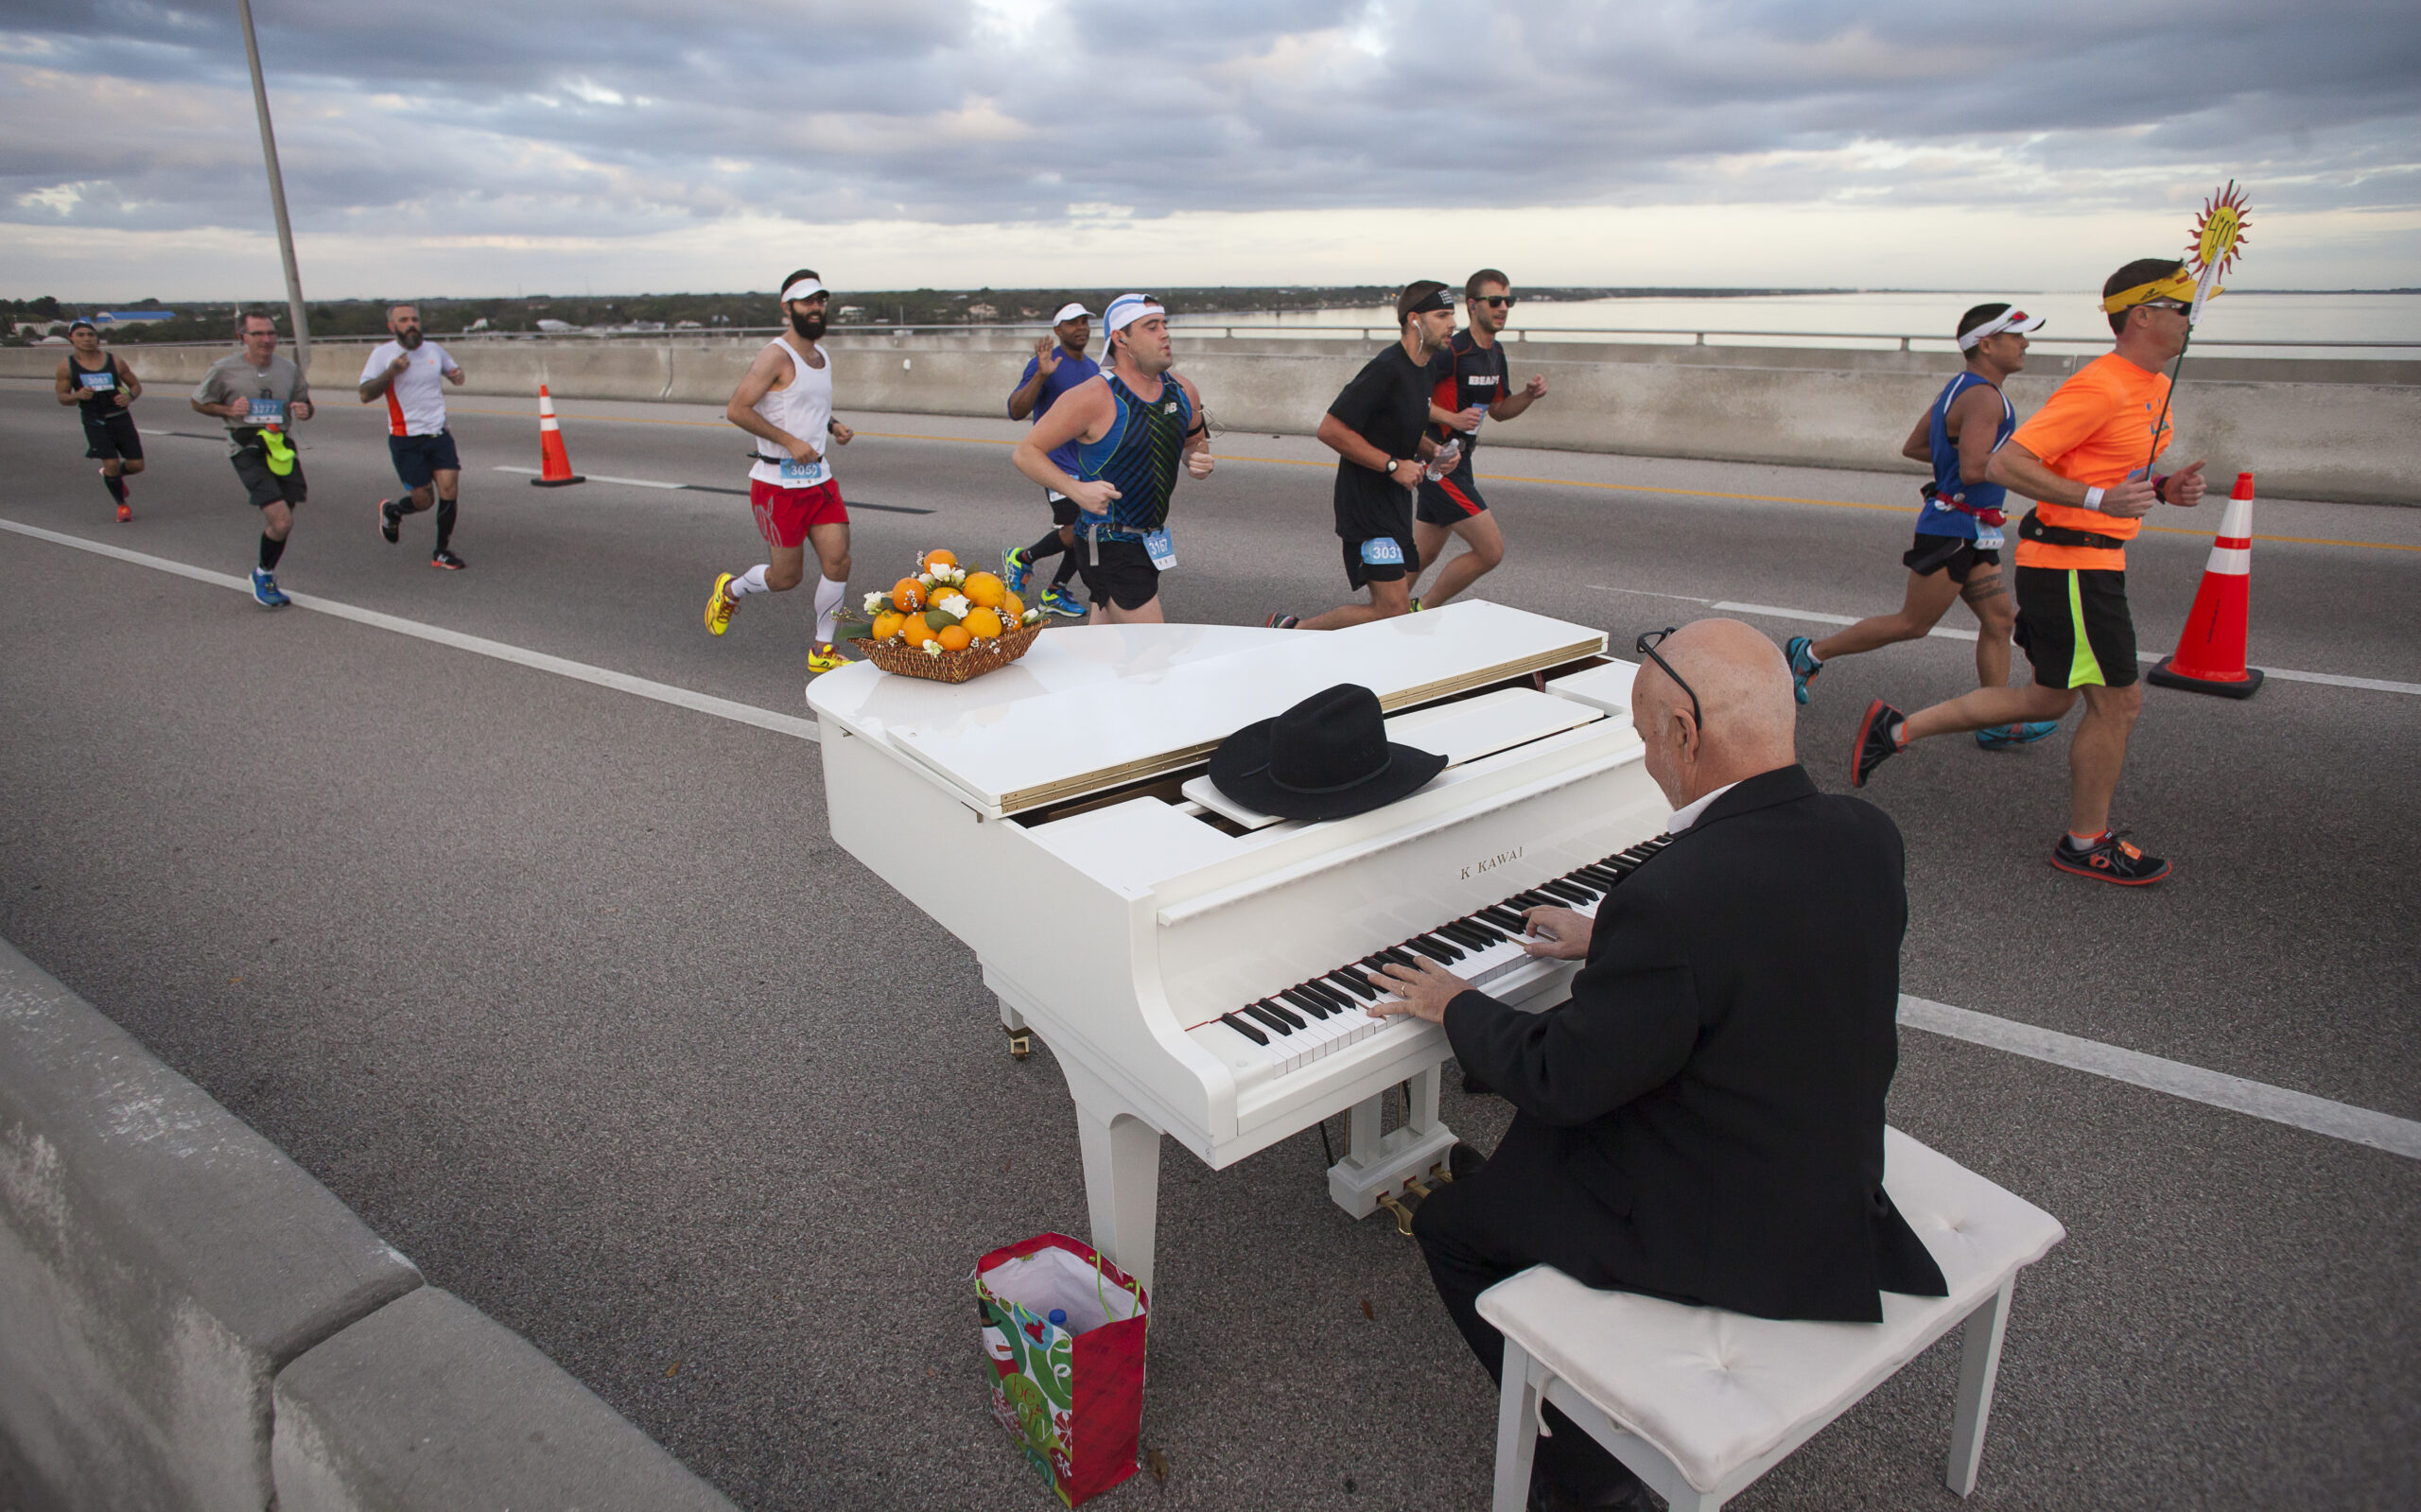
235, 0, 310, 369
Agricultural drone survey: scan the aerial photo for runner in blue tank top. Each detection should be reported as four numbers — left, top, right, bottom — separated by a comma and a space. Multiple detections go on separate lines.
1011, 294, 1213, 624
1785, 302, 2060, 748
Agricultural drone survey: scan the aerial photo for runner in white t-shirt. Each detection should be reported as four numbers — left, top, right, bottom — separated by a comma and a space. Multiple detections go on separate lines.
358, 304, 470, 568
705, 268, 855, 674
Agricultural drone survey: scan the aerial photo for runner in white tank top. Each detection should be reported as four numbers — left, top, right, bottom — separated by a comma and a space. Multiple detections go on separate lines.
705, 270, 856, 671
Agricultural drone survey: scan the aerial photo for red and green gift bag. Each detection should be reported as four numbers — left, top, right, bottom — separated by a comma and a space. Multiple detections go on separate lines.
977, 1232, 1149, 1506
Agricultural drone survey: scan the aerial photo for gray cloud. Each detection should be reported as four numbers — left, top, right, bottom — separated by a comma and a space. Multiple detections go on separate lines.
3, 0, 2415, 242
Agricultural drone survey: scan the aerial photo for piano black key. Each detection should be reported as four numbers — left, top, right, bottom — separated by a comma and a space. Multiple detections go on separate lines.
1571, 867, 1622, 888
1245, 1002, 1294, 1035
1477, 905, 1530, 930
1264, 996, 1308, 1030
1287, 977, 1346, 1016
1379, 947, 1420, 968
1271, 986, 1323, 1019
1508, 891, 1557, 909
1554, 872, 1603, 894
1427, 921, 1480, 949
1221, 1012, 1269, 1046
1326, 970, 1380, 1000
1408, 932, 1465, 962
1310, 977, 1360, 1009
1538, 880, 1591, 904
1446, 920, 1504, 948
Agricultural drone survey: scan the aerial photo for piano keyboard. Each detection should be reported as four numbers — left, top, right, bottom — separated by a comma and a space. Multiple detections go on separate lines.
1203, 835, 1676, 1073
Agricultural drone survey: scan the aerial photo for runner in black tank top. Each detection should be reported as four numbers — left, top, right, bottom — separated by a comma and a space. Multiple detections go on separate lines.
1409, 270, 1548, 609
54, 321, 146, 522
1010, 294, 1213, 624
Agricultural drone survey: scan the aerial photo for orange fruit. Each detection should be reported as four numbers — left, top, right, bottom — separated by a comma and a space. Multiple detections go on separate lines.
1001, 589, 1025, 620
937, 624, 972, 652
891, 578, 927, 612
963, 607, 1004, 639
962, 571, 1005, 608
912, 624, 941, 648
871, 611, 904, 641
920, 548, 958, 572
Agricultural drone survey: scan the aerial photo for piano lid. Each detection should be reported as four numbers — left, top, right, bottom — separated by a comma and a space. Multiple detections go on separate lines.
814, 602, 1604, 816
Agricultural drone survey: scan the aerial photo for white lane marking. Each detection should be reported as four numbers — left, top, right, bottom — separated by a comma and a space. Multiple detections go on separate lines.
1585, 585, 1715, 603
1715, 600, 2421, 695
493, 464, 683, 490
0, 518, 822, 743
1901, 996, 2421, 1161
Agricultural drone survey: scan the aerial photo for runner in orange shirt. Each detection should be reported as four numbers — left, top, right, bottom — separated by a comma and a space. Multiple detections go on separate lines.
1849, 258, 2211, 884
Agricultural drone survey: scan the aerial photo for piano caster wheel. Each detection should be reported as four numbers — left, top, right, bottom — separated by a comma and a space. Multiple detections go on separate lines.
1375, 1191, 1417, 1238
1005, 1027, 1032, 1060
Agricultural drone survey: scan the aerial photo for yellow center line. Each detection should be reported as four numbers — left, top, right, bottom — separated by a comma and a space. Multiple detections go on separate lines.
433, 408, 2421, 554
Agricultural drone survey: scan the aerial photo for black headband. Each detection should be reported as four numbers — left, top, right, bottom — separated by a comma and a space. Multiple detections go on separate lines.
1402, 285, 1454, 316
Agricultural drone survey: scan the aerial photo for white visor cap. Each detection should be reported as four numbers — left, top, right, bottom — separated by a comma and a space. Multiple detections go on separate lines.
1104, 293, 1165, 337
1052, 302, 1095, 324
781, 278, 827, 304
1958, 307, 2045, 350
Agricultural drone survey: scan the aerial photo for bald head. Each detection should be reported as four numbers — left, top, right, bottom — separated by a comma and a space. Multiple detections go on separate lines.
1632, 618, 1799, 807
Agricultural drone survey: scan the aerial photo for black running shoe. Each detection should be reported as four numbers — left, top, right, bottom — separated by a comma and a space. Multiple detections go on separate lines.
1265, 612, 1301, 629
429, 547, 466, 570
378, 499, 401, 545
2050, 830, 2171, 885
1851, 700, 1905, 789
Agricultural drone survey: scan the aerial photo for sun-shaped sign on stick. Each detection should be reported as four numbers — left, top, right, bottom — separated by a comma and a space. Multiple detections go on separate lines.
2185, 181, 2252, 327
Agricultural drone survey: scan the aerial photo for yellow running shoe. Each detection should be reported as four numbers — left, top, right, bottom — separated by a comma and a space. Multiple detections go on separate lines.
806, 642, 848, 675
705, 573, 738, 635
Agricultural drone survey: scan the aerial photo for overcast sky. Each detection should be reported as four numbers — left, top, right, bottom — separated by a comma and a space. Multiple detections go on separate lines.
5, 0, 2416, 300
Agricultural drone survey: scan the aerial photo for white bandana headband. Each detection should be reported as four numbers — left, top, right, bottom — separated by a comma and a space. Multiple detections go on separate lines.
781, 278, 827, 304
1958, 307, 2045, 351
1104, 293, 1164, 337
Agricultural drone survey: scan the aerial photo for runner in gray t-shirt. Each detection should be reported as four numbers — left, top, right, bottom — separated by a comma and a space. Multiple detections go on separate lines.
190, 313, 315, 606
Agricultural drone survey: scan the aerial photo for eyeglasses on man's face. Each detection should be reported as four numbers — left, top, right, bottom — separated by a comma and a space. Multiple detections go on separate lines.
1476, 295, 1516, 309
1634, 628, 1704, 735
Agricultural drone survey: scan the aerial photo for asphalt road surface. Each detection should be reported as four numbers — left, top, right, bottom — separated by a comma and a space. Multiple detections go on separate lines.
3, 373, 2415, 1511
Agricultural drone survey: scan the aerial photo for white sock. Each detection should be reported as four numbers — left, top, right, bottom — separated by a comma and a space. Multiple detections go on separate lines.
811, 575, 847, 644
727, 565, 771, 599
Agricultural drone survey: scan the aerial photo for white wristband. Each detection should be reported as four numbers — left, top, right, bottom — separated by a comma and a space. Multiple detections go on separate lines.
2082, 486, 2105, 512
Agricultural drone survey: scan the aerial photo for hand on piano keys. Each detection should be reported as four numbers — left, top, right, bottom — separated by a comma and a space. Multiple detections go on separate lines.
1363, 952, 1472, 1025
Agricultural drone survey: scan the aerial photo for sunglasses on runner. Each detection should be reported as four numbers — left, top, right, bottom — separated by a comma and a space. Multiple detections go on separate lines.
1476, 295, 1517, 308
2141, 298, 2191, 315
1634, 628, 1704, 734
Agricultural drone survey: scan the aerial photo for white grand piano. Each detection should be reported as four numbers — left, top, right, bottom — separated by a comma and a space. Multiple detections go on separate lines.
806, 601, 1670, 1291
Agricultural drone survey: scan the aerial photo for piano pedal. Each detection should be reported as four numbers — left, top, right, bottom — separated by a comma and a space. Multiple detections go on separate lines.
1403, 1175, 1435, 1201
1427, 1161, 1454, 1185
1375, 1191, 1417, 1238
1004, 1026, 1032, 1060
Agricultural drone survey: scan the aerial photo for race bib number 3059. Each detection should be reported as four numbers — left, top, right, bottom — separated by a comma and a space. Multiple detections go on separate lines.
778, 456, 830, 487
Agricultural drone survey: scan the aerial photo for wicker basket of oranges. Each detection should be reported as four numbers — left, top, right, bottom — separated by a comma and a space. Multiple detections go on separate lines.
846, 548, 1050, 684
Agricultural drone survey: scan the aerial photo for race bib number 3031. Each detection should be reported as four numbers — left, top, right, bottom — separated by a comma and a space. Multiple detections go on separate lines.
1359, 537, 1405, 566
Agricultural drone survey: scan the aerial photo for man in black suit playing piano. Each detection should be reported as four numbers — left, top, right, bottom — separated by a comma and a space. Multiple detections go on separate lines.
1367, 618, 1945, 1512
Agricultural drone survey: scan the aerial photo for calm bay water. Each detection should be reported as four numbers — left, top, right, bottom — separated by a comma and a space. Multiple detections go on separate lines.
1176, 292, 2419, 358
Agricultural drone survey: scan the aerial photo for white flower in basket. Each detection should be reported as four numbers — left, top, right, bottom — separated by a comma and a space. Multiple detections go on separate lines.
862, 590, 886, 615
933, 592, 971, 618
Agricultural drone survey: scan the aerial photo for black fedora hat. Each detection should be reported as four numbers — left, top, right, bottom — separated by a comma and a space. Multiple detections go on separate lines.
1207, 684, 1448, 822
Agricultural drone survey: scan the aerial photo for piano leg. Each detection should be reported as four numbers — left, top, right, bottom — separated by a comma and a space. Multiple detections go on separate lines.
998, 997, 1031, 1059
1074, 1101, 1163, 1294
1326, 1062, 1459, 1224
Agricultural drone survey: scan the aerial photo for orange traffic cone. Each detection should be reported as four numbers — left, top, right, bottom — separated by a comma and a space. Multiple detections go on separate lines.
530, 384, 584, 487
2149, 471, 2262, 698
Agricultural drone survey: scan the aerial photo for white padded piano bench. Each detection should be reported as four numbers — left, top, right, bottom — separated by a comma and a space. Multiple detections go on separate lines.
1475, 1128, 2064, 1512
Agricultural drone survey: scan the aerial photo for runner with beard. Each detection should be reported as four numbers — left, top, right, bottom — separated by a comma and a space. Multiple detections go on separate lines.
360, 303, 470, 568
1266, 281, 1455, 631
54, 319, 145, 522
1409, 269, 1548, 608
1011, 293, 1213, 624
705, 269, 856, 674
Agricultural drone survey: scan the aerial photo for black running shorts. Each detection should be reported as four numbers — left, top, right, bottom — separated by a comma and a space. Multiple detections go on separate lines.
1415, 461, 1489, 526
2012, 565, 2137, 689
388, 429, 462, 489
81, 409, 143, 462
1341, 530, 1420, 588
1076, 536, 1159, 611
1903, 529, 1999, 582
230, 443, 307, 509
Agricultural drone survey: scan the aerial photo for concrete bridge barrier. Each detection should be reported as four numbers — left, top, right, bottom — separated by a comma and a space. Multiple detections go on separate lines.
5, 333, 2413, 504
0, 940, 735, 1512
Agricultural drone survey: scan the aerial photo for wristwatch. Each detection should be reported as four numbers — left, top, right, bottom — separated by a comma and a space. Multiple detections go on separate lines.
1385, 458, 1403, 477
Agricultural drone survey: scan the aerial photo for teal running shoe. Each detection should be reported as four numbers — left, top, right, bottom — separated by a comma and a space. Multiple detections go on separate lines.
251, 567, 288, 608
1039, 584, 1086, 618
1977, 721, 2060, 749
1002, 545, 1034, 597
1785, 635, 1821, 704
